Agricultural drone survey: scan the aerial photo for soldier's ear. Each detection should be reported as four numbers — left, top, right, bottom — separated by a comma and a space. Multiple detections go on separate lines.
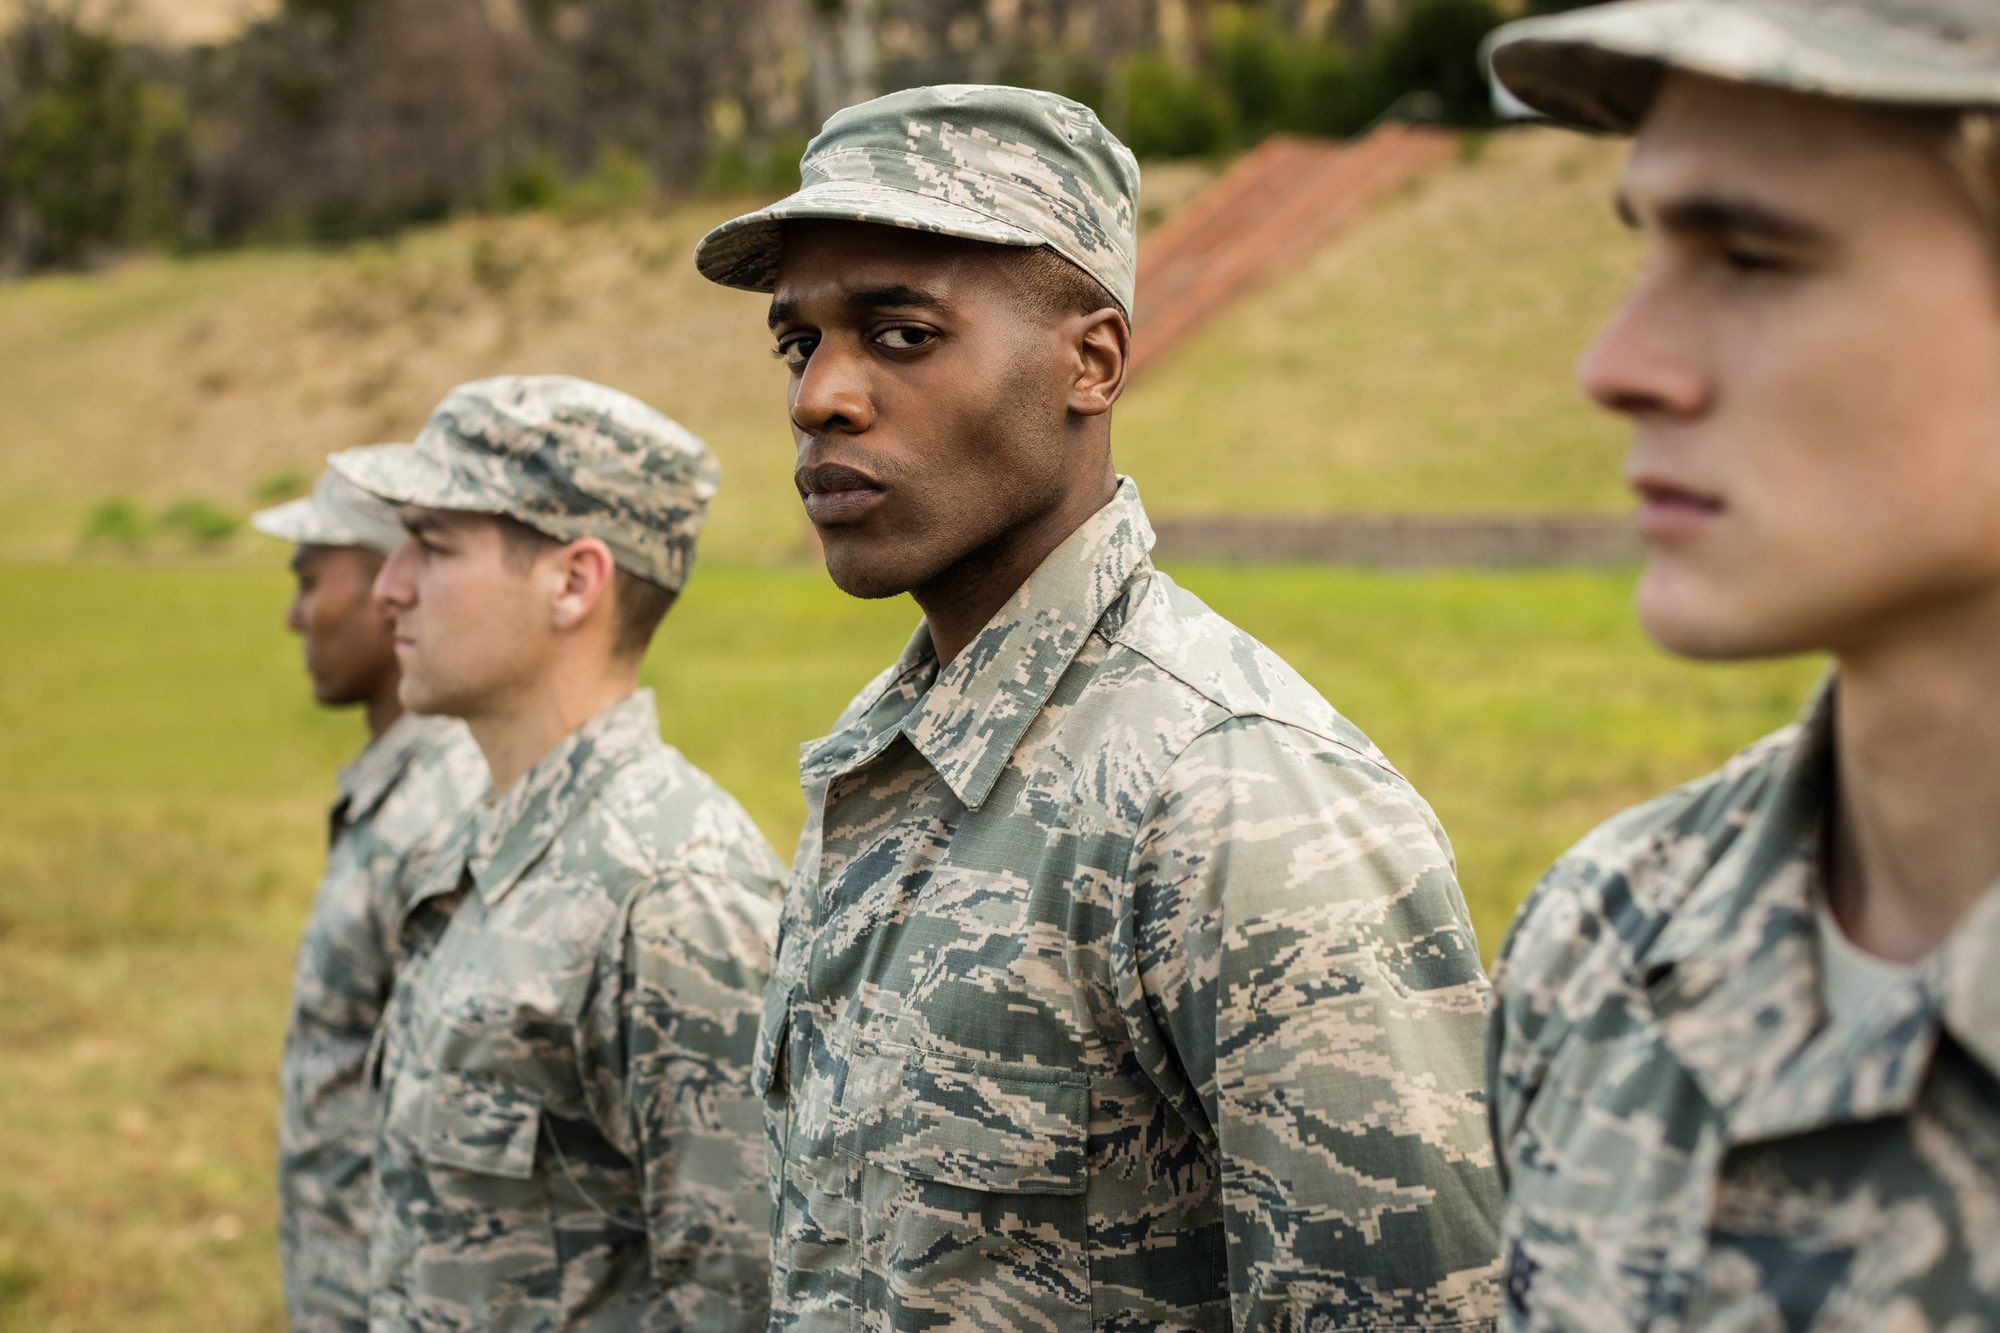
1067, 308, 1127, 417
549, 537, 616, 636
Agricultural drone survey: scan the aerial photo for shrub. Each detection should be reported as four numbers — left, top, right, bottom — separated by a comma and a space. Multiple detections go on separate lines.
566, 144, 656, 214
489, 152, 565, 215
1120, 52, 1234, 159
157, 498, 241, 550
1373, 0, 1506, 127
699, 133, 809, 196
1213, 8, 1302, 140
0, 7, 193, 269
78, 498, 150, 552
252, 468, 310, 503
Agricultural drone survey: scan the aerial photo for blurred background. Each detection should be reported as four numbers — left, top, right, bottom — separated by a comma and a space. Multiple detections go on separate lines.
0, 0, 1819, 1328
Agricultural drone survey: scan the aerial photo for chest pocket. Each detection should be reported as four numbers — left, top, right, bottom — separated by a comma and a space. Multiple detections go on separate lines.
838, 1039, 1090, 1332
426, 1070, 542, 1178
399, 1070, 560, 1329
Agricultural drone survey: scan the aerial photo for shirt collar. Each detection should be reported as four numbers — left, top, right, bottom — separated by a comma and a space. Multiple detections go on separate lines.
467, 689, 661, 907
801, 477, 1155, 810
336, 713, 462, 824
1940, 879, 2000, 1080
1639, 678, 1999, 1142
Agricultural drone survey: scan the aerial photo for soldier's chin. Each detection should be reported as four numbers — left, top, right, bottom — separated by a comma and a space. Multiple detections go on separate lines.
397, 673, 456, 718
1635, 569, 1795, 663
820, 540, 920, 601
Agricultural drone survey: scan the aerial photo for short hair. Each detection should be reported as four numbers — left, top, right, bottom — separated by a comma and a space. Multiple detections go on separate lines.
495, 515, 676, 659
1008, 245, 1121, 321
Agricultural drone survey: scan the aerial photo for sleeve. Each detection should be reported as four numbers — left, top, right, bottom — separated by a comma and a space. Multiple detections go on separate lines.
1484, 845, 1616, 1198
1126, 717, 1503, 1330
581, 865, 780, 1331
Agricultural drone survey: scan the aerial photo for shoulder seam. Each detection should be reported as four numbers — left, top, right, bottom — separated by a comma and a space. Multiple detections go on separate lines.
1108, 627, 1404, 779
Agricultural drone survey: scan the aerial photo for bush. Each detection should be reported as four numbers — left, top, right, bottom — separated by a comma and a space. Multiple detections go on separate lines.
1374, 0, 1506, 126
1213, 8, 1301, 140
252, 468, 310, 503
699, 133, 809, 196
78, 498, 150, 552
156, 498, 241, 550
566, 144, 656, 214
0, 6, 193, 270
1120, 52, 1234, 159
489, 152, 565, 215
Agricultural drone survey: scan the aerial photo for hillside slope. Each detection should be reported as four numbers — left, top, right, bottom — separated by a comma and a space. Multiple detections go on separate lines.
0, 130, 1637, 564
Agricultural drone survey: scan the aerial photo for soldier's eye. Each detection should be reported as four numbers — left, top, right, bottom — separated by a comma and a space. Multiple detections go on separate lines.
876, 326, 935, 351
773, 335, 816, 370
1721, 247, 1790, 276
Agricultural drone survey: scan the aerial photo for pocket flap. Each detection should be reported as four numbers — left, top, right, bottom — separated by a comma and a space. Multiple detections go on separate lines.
837, 1039, 1088, 1197
424, 1071, 542, 1180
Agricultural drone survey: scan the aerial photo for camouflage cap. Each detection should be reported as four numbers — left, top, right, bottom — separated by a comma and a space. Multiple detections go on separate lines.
327, 375, 718, 593
1486, 0, 2000, 134
252, 461, 409, 555
694, 83, 1140, 317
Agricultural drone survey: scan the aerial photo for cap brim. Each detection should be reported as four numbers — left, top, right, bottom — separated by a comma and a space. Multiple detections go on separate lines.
695, 178, 1044, 294
326, 443, 464, 512
1486, 0, 2000, 134
251, 496, 344, 546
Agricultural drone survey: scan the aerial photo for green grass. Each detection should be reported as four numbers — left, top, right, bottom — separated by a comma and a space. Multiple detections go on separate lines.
0, 129, 1635, 564
0, 560, 1819, 1330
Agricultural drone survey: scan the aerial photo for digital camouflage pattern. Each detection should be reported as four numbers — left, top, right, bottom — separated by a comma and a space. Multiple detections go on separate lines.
252, 463, 412, 556
1488, 685, 2000, 1330
1486, 0, 2000, 135
695, 83, 1140, 317
278, 713, 484, 1331
760, 480, 1502, 1331
329, 376, 720, 593
370, 690, 783, 1330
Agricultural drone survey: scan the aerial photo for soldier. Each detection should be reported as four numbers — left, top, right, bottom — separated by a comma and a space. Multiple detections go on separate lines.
695, 84, 1502, 1329
1482, 3, 2000, 1327
252, 465, 485, 1331
327, 376, 783, 1329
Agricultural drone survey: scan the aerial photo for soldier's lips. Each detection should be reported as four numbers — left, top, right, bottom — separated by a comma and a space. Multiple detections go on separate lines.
798, 462, 887, 526
1630, 474, 1724, 542
803, 488, 886, 525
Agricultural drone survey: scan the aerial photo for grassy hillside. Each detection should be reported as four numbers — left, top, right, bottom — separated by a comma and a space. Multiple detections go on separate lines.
0, 561, 1818, 1330
0, 130, 1637, 565
1121, 130, 1642, 513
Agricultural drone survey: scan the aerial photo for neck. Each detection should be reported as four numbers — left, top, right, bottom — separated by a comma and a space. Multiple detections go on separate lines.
914, 471, 1118, 666
466, 656, 641, 792
1828, 600, 2000, 961
364, 679, 405, 741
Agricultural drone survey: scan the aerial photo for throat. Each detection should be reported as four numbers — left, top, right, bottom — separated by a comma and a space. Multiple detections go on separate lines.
914, 476, 1118, 667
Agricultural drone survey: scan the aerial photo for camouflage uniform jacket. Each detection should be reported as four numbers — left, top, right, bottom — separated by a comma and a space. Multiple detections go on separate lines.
369, 690, 784, 1331
761, 480, 1503, 1331
280, 712, 483, 1332
1488, 684, 2000, 1330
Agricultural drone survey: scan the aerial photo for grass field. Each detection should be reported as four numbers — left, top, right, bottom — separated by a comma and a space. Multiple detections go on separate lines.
0, 129, 1635, 564
0, 560, 1821, 1330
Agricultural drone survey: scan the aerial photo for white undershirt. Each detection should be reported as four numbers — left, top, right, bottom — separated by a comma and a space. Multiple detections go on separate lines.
1814, 891, 1921, 1027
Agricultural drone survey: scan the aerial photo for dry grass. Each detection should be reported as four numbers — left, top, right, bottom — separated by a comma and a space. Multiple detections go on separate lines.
1118, 128, 1643, 514
0, 130, 1634, 565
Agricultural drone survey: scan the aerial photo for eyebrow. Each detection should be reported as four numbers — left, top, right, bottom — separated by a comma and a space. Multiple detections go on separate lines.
400, 509, 445, 537
1615, 190, 1830, 246
767, 283, 947, 329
